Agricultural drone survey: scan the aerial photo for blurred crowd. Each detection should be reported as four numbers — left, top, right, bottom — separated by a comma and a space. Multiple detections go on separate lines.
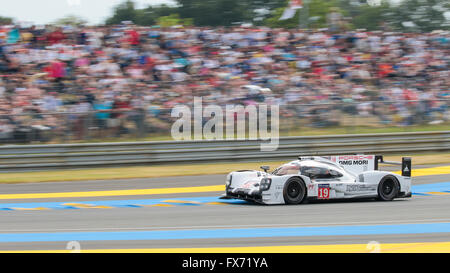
0, 24, 448, 143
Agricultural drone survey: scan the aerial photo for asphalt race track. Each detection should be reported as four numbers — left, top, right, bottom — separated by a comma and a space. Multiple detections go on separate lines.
0, 165, 449, 252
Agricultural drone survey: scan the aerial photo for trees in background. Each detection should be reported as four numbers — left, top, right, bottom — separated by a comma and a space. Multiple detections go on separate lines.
1, 0, 448, 31
334, 0, 450, 32
103, 0, 450, 31
264, 0, 345, 29
0, 16, 13, 25
157, 14, 193, 27
177, 0, 249, 26
105, 0, 176, 26
53, 15, 88, 27
105, 0, 140, 25
383, 0, 450, 32
104, 0, 283, 27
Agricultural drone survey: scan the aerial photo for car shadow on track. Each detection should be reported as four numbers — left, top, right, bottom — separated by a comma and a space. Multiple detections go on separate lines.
219, 197, 409, 206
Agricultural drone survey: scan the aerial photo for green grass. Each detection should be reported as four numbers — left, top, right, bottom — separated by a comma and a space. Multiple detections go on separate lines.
283, 124, 450, 136
48, 123, 450, 144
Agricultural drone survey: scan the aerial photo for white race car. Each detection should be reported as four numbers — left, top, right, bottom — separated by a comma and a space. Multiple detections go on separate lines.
221, 155, 412, 205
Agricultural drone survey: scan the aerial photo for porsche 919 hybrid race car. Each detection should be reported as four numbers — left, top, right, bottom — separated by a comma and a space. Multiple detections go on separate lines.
221, 155, 412, 205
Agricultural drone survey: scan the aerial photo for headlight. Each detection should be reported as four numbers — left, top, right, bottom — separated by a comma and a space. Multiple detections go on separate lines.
260, 178, 272, 191
226, 174, 232, 186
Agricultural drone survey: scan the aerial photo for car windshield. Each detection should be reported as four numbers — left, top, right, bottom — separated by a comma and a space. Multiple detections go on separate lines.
272, 163, 301, 176
272, 160, 345, 178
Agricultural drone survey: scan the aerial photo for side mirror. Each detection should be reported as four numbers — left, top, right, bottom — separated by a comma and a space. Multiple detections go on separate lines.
260, 166, 270, 172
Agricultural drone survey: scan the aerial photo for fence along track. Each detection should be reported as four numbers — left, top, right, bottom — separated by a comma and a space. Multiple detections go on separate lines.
0, 131, 448, 172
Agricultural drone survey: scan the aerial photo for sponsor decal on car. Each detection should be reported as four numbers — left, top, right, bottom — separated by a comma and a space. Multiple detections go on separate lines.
242, 182, 254, 189
330, 155, 374, 166
346, 184, 377, 192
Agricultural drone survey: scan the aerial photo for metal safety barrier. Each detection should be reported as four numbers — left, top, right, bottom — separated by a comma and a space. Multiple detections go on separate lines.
0, 131, 449, 172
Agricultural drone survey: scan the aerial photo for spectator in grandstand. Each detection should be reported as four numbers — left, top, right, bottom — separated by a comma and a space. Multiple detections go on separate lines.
0, 23, 447, 143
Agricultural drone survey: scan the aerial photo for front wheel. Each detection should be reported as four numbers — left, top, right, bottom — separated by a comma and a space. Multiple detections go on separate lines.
377, 175, 400, 201
283, 177, 306, 205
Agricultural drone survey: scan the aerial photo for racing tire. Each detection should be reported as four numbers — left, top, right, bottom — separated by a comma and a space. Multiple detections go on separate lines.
377, 175, 400, 201
283, 177, 306, 205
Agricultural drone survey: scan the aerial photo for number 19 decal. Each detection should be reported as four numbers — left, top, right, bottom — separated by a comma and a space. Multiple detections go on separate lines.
318, 185, 330, 199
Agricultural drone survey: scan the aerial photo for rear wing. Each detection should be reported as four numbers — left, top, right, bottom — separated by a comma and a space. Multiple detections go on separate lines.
322, 155, 411, 177
375, 155, 412, 177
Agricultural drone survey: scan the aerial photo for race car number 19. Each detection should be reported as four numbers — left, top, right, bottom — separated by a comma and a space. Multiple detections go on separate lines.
318, 185, 330, 199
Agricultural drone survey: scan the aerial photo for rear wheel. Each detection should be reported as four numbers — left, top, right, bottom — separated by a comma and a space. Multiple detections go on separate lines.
283, 177, 306, 205
377, 175, 400, 201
